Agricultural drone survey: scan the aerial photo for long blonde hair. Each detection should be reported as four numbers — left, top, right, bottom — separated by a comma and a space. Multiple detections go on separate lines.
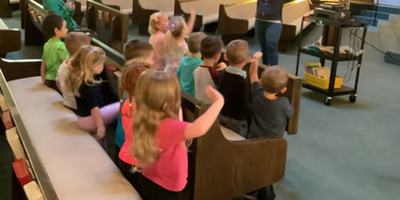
132, 70, 181, 167
163, 16, 186, 58
65, 45, 106, 97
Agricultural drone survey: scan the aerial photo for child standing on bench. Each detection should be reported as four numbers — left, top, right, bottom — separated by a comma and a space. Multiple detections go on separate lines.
163, 7, 196, 74
193, 35, 224, 103
65, 45, 119, 145
148, 12, 169, 71
41, 15, 69, 93
177, 32, 207, 97
217, 40, 258, 137
132, 70, 224, 200
247, 60, 294, 200
56, 32, 91, 110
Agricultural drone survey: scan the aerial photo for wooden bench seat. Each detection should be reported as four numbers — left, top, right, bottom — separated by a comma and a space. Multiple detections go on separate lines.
85, 0, 129, 53
132, 0, 175, 35
0, 19, 21, 58
0, 58, 141, 200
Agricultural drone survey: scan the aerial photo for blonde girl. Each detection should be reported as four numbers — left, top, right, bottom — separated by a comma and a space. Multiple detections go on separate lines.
65, 45, 119, 142
131, 70, 224, 200
148, 12, 169, 71
163, 7, 196, 74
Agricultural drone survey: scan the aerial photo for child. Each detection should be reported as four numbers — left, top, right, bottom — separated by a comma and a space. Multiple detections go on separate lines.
124, 39, 154, 66
247, 58, 294, 200
116, 62, 150, 194
194, 35, 224, 103
41, 15, 69, 93
176, 32, 207, 97
163, 7, 196, 74
56, 32, 91, 110
148, 12, 169, 71
132, 70, 224, 200
115, 39, 154, 159
65, 45, 119, 143
216, 39, 256, 138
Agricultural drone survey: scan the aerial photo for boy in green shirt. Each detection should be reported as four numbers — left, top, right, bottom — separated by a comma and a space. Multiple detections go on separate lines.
41, 15, 69, 93
43, 0, 77, 30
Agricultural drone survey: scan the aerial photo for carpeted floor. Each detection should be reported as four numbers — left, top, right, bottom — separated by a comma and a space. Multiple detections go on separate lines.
1, 9, 400, 200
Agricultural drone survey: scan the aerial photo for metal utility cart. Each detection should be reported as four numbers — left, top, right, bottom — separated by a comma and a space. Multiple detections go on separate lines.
295, 15, 367, 106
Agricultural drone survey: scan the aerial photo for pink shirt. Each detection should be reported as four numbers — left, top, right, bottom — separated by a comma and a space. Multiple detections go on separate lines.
149, 32, 166, 71
118, 101, 138, 165
142, 118, 189, 192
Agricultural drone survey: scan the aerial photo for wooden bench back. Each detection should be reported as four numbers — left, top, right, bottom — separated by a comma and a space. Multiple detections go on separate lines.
224, 0, 256, 20
0, 19, 21, 57
282, 0, 311, 23
181, 92, 288, 200
101, 0, 133, 13
26, 0, 53, 32
139, 0, 174, 13
87, 0, 129, 53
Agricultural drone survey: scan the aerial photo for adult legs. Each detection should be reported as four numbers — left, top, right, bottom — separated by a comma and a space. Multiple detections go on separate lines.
264, 23, 282, 66
255, 20, 269, 65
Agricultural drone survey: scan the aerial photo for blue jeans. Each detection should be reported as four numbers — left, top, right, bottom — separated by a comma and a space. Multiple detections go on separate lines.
255, 20, 282, 66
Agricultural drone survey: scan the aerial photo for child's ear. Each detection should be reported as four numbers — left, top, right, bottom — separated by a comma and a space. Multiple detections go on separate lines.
224, 54, 228, 62
214, 53, 221, 61
162, 103, 168, 110
281, 87, 287, 94
245, 56, 251, 63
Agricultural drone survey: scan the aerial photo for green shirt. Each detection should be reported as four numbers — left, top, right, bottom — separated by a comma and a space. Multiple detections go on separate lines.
42, 38, 69, 81
177, 55, 203, 97
43, 0, 77, 30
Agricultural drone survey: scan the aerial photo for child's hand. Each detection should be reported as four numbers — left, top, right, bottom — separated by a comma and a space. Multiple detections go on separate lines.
217, 62, 227, 71
205, 85, 224, 103
66, 1, 74, 9
96, 127, 105, 140
250, 51, 262, 76
251, 51, 263, 63
190, 6, 196, 17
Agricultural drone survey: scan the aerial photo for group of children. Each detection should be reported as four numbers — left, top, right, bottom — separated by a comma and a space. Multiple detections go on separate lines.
40, 9, 293, 200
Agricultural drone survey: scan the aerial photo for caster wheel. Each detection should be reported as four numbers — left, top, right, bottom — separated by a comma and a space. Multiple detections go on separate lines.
324, 97, 331, 106
349, 95, 357, 103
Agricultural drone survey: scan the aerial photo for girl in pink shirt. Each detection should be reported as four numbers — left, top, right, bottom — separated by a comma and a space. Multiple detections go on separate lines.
163, 7, 196, 74
116, 62, 150, 194
133, 70, 224, 200
148, 12, 169, 71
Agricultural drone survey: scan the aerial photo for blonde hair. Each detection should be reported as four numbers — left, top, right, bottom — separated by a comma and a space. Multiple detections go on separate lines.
261, 66, 288, 94
132, 70, 181, 167
187, 32, 207, 54
65, 32, 91, 56
65, 46, 106, 97
148, 12, 168, 35
164, 16, 186, 58
226, 39, 250, 65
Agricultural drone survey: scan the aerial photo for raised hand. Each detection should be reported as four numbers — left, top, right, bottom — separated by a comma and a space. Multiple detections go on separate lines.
217, 62, 227, 71
205, 85, 224, 103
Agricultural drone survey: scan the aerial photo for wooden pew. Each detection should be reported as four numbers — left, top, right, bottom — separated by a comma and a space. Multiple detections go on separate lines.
174, 0, 239, 33
87, 0, 129, 53
0, 19, 21, 58
0, 57, 141, 200
132, 0, 175, 35
0, 0, 19, 18
217, 0, 257, 44
24, 0, 52, 45
181, 66, 302, 200
280, 0, 314, 51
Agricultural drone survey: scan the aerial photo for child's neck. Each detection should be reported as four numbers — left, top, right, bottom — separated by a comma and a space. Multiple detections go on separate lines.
230, 63, 246, 70
264, 91, 278, 100
52, 35, 62, 40
155, 30, 164, 35
202, 59, 215, 67
190, 52, 201, 58
176, 36, 186, 43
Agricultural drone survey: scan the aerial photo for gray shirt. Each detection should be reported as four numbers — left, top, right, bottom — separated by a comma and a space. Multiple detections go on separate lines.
248, 82, 294, 138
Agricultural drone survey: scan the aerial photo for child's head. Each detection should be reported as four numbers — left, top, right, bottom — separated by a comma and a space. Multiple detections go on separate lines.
119, 61, 151, 104
200, 35, 223, 60
225, 39, 250, 66
65, 32, 91, 56
42, 15, 68, 38
124, 39, 154, 66
132, 70, 181, 167
66, 45, 106, 96
187, 32, 207, 54
261, 66, 289, 94
166, 16, 187, 39
148, 12, 169, 34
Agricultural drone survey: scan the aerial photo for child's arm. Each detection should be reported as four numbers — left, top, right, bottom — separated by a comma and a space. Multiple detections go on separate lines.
184, 85, 224, 139
249, 52, 263, 84
186, 7, 196, 34
41, 60, 47, 85
91, 107, 105, 139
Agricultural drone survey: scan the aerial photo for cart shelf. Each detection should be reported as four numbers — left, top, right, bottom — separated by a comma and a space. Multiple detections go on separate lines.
300, 48, 361, 62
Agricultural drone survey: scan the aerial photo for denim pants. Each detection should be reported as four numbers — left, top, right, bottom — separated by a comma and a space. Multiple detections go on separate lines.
255, 20, 282, 66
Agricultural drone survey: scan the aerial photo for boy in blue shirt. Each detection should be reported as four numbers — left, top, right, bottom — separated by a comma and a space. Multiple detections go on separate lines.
177, 32, 207, 97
